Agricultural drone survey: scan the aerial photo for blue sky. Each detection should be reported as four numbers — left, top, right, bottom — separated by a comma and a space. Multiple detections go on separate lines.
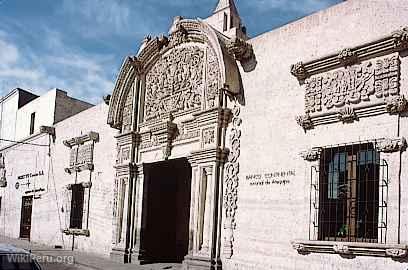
0, 0, 342, 104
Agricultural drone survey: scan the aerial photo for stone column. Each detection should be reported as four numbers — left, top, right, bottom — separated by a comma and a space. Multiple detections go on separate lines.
300, 148, 322, 241
110, 131, 139, 263
183, 148, 228, 270
130, 163, 147, 264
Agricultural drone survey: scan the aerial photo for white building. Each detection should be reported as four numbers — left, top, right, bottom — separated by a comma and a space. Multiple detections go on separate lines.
1, 1, 408, 270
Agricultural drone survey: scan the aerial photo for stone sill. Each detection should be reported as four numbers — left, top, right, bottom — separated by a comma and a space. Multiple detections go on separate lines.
292, 240, 408, 259
62, 228, 90, 237
64, 163, 94, 174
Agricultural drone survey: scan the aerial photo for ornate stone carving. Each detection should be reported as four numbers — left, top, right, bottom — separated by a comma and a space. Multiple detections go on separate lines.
338, 48, 358, 66
296, 114, 313, 130
338, 106, 357, 123
144, 46, 204, 121
300, 148, 321, 162
333, 244, 350, 254
385, 95, 408, 114
168, 22, 188, 48
291, 62, 308, 80
392, 27, 408, 51
226, 37, 254, 62
378, 137, 407, 153
122, 89, 134, 133
202, 128, 215, 147
386, 248, 407, 258
292, 243, 306, 252
130, 56, 143, 76
206, 47, 221, 108
223, 104, 241, 259
103, 95, 111, 105
304, 55, 399, 114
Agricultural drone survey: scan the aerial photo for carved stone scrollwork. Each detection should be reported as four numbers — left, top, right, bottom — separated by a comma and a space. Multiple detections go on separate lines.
338, 48, 358, 66
338, 106, 357, 123
386, 248, 408, 258
295, 114, 313, 130
226, 37, 254, 63
378, 137, 407, 153
168, 22, 188, 48
292, 243, 306, 253
333, 244, 350, 254
223, 104, 241, 259
385, 95, 408, 114
300, 148, 321, 162
291, 62, 308, 80
392, 27, 408, 51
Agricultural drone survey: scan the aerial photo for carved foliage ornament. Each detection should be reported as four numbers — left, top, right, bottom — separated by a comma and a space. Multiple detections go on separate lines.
300, 148, 321, 162
223, 104, 241, 259
338, 106, 357, 123
144, 45, 220, 122
305, 55, 399, 114
291, 62, 308, 80
378, 137, 407, 153
386, 248, 407, 258
392, 27, 408, 51
296, 114, 313, 130
337, 48, 358, 66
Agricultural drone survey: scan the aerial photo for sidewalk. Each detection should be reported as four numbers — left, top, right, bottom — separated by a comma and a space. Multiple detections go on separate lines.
0, 235, 182, 270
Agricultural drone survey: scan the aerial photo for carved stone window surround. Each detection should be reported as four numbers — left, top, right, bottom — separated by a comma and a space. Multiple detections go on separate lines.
291, 240, 407, 258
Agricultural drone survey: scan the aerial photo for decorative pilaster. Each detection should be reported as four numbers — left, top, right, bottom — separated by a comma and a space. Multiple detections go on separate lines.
223, 104, 241, 259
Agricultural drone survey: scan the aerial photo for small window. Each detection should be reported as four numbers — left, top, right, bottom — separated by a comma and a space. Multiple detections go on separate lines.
230, 15, 234, 29
318, 143, 381, 243
29, 112, 35, 135
223, 13, 228, 32
70, 184, 84, 229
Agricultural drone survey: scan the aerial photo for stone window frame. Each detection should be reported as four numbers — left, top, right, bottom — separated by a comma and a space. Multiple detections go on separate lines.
293, 137, 408, 259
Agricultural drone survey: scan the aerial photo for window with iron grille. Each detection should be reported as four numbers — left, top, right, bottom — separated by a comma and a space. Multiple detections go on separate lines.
310, 142, 388, 243
69, 184, 84, 229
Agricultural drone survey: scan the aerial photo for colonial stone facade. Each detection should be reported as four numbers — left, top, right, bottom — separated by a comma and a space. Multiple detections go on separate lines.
1, 0, 408, 270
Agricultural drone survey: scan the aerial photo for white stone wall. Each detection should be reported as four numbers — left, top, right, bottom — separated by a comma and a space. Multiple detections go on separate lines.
0, 91, 19, 148
0, 103, 116, 256
224, 0, 408, 269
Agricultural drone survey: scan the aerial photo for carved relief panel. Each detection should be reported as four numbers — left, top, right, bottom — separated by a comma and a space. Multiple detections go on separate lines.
143, 45, 221, 123
304, 55, 399, 114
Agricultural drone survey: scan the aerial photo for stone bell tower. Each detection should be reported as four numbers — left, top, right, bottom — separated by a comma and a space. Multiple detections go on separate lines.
205, 0, 248, 39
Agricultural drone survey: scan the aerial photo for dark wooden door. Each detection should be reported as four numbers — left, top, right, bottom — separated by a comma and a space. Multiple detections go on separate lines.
20, 196, 33, 239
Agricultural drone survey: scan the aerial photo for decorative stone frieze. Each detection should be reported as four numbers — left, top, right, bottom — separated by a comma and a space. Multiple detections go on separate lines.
223, 104, 241, 259
385, 248, 408, 258
392, 27, 408, 51
295, 114, 313, 130
338, 107, 357, 123
226, 37, 254, 63
378, 137, 407, 153
290, 62, 308, 80
300, 148, 321, 162
385, 95, 408, 114
292, 240, 408, 258
337, 48, 358, 66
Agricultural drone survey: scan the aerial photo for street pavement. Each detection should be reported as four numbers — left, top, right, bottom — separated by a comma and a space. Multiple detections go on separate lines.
0, 235, 182, 270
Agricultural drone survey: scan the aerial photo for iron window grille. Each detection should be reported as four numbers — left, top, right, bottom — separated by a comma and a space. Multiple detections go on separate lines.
309, 141, 388, 244
69, 184, 85, 229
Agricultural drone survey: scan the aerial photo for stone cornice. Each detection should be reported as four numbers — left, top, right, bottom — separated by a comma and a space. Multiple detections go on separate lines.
292, 240, 408, 258
290, 26, 408, 80
63, 132, 100, 148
